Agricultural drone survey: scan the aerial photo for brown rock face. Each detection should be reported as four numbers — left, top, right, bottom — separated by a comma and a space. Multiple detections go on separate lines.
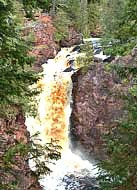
25, 15, 83, 71
70, 47, 137, 161
24, 14, 60, 71
32, 15, 60, 63
111, 46, 137, 67
70, 63, 124, 161
0, 113, 42, 190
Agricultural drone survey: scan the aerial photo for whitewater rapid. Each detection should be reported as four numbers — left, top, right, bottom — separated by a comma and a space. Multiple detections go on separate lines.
25, 47, 98, 190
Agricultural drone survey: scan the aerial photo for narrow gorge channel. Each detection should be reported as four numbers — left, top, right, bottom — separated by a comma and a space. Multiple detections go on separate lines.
25, 47, 98, 190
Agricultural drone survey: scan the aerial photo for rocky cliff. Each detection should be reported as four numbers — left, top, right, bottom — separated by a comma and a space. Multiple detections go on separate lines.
0, 113, 42, 190
25, 14, 82, 71
24, 14, 60, 71
70, 47, 137, 161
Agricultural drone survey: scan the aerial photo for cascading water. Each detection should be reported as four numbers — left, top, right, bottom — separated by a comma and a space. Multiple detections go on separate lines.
25, 47, 99, 190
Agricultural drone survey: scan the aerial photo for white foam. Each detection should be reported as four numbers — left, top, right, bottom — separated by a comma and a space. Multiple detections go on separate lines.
25, 47, 98, 190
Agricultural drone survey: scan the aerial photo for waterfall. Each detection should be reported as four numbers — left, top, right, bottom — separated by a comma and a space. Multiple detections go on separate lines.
25, 47, 98, 190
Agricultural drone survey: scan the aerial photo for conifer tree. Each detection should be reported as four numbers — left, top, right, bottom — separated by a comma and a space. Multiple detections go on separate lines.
98, 1, 137, 189
0, 0, 53, 118
101, 0, 137, 55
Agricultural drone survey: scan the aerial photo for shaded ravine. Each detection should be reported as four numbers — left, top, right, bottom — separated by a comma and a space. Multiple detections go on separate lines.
25, 47, 99, 190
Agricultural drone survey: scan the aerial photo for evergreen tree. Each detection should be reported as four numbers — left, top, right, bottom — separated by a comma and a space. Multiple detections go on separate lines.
101, 0, 137, 55
0, 1, 61, 186
53, 0, 99, 39
0, 0, 51, 118
97, 1, 137, 189
97, 66, 137, 189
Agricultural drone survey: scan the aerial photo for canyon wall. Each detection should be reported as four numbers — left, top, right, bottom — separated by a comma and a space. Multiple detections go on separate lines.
70, 47, 137, 161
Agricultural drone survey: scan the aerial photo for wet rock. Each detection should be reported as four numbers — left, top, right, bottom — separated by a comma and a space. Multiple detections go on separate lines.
63, 66, 75, 72
61, 170, 99, 190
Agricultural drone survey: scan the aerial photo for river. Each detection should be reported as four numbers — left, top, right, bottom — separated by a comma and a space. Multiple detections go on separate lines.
25, 46, 99, 190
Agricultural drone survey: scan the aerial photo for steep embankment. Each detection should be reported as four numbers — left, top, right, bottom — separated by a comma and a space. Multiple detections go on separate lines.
70, 47, 137, 161
0, 113, 42, 190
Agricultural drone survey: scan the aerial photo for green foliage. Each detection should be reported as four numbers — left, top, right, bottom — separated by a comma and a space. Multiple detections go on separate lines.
53, 0, 100, 40
1, 133, 61, 188
76, 42, 93, 72
3, 143, 28, 167
0, 183, 18, 190
53, 7, 70, 42
87, 1, 99, 35
53, 0, 81, 41
67, 0, 99, 37
101, 0, 137, 56
102, 38, 137, 56
0, 0, 44, 118
64, 0, 81, 26
64, 0, 83, 33
28, 133, 61, 176
97, 2, 137, 187
97, 65, 137, 189
22, 0, 51, 17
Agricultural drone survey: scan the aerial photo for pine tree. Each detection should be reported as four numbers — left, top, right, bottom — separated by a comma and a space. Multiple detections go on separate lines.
101, 0, 137, 55
0, 0, 45, 118
97, 1, 137, 189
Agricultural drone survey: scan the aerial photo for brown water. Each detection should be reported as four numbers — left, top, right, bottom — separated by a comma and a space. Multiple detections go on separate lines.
26, 47, 98, 190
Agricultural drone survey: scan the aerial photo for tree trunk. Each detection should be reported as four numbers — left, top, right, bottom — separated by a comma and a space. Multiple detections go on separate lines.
51, 0, 56, 16
80, 0, 88, 36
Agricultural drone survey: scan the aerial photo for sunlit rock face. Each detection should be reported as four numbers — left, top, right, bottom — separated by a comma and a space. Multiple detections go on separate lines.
70, 63, 125, 160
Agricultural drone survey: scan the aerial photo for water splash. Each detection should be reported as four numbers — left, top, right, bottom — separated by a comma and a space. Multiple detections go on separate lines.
26, 47, 98, 190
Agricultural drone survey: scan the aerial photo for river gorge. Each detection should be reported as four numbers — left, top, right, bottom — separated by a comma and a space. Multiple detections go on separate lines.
25, 46, 99, 190
25, 38, 137, 189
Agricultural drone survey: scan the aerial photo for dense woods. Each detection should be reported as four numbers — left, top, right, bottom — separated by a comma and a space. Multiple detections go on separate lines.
0, 0, 137, 189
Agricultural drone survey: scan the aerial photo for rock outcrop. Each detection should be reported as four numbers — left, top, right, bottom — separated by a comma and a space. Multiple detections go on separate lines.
70, 63, 124, 161
111, 46, 137, 67
63, 173, 99, 190
0, 113, 42, 190
70, 47, 137, 161
25, 14, 60, 71
24, 15, 83, 71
